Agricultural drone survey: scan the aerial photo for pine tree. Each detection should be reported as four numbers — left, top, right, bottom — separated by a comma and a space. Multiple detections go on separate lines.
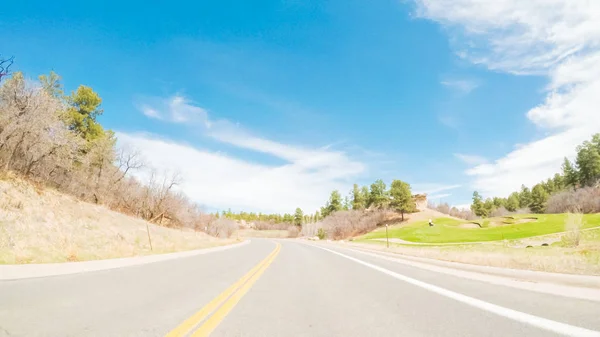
519, 185, 532, 209
471, 191, 485, 217
506, 192, 519, 212
294, 208, 304, 227
530, 184, 549, 213
368, 179, 388, 209
352, 183, 365, 210
389, 180, 414, 221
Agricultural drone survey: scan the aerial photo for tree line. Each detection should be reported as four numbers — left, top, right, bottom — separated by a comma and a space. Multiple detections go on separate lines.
319, 179, 416, 220
471, 133, 600, 216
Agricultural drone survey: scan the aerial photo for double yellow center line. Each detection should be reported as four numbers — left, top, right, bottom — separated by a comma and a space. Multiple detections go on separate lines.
166, 243, 281, 337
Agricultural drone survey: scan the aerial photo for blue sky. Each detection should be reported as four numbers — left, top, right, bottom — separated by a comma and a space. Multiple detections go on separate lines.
3, 0, 599, 213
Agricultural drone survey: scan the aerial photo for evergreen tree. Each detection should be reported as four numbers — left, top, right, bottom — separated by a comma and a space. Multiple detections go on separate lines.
471, 191, 485, 217
294, 208, 304, 227
506, 192, 519, 212
562, 157, 579, 188
530, 184, 549, 213
352, 183, 365, 210
519, 185, 532, 209
389, 180, 414, 221
368, 179, 388, 209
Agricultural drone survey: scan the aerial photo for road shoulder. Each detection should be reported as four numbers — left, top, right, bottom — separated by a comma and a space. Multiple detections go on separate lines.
0, 240, 249, 281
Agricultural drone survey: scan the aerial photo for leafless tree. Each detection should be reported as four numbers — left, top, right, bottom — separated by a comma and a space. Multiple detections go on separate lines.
0, 56, 14, 82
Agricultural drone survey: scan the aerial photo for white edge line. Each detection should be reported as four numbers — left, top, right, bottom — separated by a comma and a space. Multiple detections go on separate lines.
312, 244, 600, 337
0, 240, 250, 281
335, 245, 600, 302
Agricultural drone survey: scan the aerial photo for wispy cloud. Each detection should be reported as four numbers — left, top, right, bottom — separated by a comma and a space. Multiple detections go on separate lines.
454, 153, 488, 165
412, 183, 461, 195
438, 114, 460, 129
129, 95, 366, 213
441, 79, 480, 94
428, 193, 452, 200
414, 0, 600, 197
136, 95, 209, 124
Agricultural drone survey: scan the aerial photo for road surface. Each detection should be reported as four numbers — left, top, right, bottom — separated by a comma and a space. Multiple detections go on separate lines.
1, 239, 599, 337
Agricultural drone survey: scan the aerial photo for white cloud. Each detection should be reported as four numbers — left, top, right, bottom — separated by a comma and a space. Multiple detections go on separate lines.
454, 153, 488, 165
441, 79, 480, 93
116, 132, 365, 214
136, 95, 209, 124
414, 0, 600, 197
427, 193, 451, 200
140, 106, 162, 119
412, 183, 461, 195
126, 96, 368, 213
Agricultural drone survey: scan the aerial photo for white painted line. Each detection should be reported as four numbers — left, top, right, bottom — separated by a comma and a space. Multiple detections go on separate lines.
316, 245, 600, 337
335, 245, 600, 302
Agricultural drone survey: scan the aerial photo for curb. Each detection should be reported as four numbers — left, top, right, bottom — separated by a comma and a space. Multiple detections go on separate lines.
0, 240, 250, 281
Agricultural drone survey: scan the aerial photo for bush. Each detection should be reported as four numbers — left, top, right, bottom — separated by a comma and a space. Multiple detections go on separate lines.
315, 209, 390, 240
546, 187, 600, 213
206, 218, 238, 238
317, 228, 326, 240
428, 202, 477, 220
490, 206, 513, 217
254, 221, 290, 230
287, 225, 300, 238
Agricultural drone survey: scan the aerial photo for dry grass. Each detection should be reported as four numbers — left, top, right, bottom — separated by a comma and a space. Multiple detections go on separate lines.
0, 175, 235, 264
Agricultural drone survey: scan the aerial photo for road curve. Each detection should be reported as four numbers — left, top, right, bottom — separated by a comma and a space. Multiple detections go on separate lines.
1, 239, 599, 337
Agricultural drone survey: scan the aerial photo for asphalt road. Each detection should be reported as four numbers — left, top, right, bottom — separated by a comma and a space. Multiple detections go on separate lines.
1, 239, 600, 337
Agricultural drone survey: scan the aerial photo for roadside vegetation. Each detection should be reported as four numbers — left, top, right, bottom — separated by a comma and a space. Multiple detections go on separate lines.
0, 173, 235, 263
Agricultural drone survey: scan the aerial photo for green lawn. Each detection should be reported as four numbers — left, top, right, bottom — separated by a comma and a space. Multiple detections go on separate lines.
360, 213, 600, 243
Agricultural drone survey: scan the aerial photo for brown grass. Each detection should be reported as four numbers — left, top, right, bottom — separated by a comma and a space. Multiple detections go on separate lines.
0, 176, 235, 264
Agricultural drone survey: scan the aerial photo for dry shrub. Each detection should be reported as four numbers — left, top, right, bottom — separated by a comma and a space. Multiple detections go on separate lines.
317, 209, 389, 240
287, 225, 300, 238
546, 187, 600, 214
206, 218, 238, 238
254, 221, 290, 230
428, 202, 477, 220
561, 213, 583, 247
490, 206, 512, 217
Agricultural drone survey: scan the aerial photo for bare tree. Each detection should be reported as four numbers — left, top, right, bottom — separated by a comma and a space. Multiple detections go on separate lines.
0, 56, 14, 82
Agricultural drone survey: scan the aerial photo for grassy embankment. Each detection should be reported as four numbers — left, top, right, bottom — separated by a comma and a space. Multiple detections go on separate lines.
360, 213, 600, 243
354, 213, 600, 275
0, 175, 237, 264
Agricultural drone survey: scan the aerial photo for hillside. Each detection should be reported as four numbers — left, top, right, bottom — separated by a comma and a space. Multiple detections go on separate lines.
0, 174, 235, 264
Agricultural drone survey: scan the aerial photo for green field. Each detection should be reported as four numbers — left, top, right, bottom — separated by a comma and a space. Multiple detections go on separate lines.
359, 213, 600, 243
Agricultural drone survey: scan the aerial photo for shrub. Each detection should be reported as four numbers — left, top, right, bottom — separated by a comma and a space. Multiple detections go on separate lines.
315, 209, 390, 240
287, 225, 300, 238
317, 228, 326, 240
428, 202, 477, 220
560, 213, 583, 247
254, 221, 290, 230
546, 187, 600, 214
490, 206, 512, 217
206, 218, 238, 238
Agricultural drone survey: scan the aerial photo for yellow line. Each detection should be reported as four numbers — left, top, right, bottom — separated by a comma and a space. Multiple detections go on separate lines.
190, 244, 281, 337
165, 243, 281, 337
